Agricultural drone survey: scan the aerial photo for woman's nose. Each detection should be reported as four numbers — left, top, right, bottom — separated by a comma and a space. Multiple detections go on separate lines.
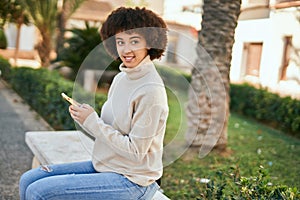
123, 44, 132, 53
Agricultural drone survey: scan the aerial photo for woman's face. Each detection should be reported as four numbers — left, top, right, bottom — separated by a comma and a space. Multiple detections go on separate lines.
115, 32, 148, 68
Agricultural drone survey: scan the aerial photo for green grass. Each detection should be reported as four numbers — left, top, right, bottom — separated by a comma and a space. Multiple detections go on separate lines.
162, 91, 300, 199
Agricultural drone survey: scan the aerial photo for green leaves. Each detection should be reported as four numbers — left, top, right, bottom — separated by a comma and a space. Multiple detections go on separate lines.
230, 83, 300, 136
58, 23, 120, 80
164, 163, 299, 199
5, 65, 106, 130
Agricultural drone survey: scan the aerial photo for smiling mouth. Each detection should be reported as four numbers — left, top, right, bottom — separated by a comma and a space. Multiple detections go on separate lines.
123, 56, 135, 62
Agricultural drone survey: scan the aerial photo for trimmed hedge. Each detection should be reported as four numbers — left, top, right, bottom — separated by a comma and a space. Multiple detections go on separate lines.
0, 56, 106, 130
230, 83, 300, 137
0, 28, 7, 49
0, 56, 11, 79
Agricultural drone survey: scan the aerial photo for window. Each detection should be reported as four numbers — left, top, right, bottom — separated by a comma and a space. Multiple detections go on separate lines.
244, 42, 263, 77
280, 36, 292, 80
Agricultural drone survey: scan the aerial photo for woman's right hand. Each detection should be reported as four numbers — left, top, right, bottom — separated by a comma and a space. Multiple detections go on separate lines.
69, 104, 95, 125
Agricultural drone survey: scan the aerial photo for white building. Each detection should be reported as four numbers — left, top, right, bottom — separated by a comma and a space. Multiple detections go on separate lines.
230, 0, 300, 99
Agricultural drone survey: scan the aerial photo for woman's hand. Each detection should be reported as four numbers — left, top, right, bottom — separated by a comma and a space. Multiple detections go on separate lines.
69, 104, 95, 125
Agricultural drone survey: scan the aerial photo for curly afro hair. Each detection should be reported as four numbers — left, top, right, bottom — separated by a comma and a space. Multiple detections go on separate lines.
100, 7, 168, 60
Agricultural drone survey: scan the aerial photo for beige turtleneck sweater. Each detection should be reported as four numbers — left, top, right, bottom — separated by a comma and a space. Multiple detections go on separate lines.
82, 56, 169, 186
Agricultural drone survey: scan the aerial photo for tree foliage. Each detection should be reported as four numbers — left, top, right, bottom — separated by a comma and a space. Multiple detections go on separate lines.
0, 0, 29, 28
0, 0, 84, 67
58, 22, 120, 80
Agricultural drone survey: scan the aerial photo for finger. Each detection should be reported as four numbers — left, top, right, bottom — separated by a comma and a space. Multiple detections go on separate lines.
70, 105, 77, 111
70, 105, 82, 112
69, 105, 73, 112
71, 113, 80, 122
80, 103, 89, 109
69, 108, 79, 117
69, 106, 76, 114
70, 112, 76, 119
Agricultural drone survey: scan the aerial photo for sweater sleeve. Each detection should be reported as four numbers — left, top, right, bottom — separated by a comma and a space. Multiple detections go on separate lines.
82, 88, 168, 163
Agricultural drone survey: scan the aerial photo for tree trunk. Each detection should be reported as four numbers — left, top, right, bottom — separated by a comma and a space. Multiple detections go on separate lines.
13, 15, 24, 66
13, 23, 22, 65
56, 12, 65, 58
36, 27, 52, 67
185, 0, 241, 157
56, 0, 69, 58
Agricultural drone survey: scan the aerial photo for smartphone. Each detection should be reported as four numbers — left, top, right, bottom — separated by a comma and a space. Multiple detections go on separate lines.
61, 93, 81, 106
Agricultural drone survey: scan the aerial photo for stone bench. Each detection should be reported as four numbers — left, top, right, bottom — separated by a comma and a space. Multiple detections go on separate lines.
25, 130, 170, 200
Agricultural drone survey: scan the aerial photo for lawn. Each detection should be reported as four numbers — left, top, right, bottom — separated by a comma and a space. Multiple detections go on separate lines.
161, 90, 300, 199
162, 109, 300, 199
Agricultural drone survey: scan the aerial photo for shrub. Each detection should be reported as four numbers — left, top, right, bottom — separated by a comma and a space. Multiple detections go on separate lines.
0, 56, 11, 80
9, 67, 106, 130
0, 28, 7, 49
230, 83, 300, 137
203, 165, 299, 199
58, 22, 120, 80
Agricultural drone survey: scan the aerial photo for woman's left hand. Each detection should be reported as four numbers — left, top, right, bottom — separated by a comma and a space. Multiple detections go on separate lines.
69, 103, 95, 124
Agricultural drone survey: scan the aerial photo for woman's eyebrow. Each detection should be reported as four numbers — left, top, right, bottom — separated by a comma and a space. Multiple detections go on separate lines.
130, 36, 141, 40
115, 36, 141, 40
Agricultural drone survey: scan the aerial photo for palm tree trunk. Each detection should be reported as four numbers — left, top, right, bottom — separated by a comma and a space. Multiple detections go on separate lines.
185, 0, 241, 157
56, 0, 68, 58
36, 28, 52, 67
13, 23, 22, 66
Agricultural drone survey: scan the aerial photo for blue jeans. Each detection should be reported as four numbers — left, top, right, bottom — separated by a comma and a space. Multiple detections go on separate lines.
19, 161, 159, 200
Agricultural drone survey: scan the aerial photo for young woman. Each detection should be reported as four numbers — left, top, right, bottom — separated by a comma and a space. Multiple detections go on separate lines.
19, 7, 168, 200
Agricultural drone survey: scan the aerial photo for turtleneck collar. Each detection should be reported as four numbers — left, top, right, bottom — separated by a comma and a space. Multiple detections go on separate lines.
119, 55, 155, 80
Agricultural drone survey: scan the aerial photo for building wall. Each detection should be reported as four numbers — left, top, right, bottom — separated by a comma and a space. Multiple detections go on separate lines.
230, 6, 300, 98
4, 23, 36, 51
108, 0, 164, 15
157, 23, 197, 73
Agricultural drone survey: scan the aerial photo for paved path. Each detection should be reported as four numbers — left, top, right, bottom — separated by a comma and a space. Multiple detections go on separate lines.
0, 80, 52, 200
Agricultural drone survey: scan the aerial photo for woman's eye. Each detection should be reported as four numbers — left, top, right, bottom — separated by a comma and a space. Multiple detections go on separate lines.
131, 40, 139, 45
116, 41, 124, 45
